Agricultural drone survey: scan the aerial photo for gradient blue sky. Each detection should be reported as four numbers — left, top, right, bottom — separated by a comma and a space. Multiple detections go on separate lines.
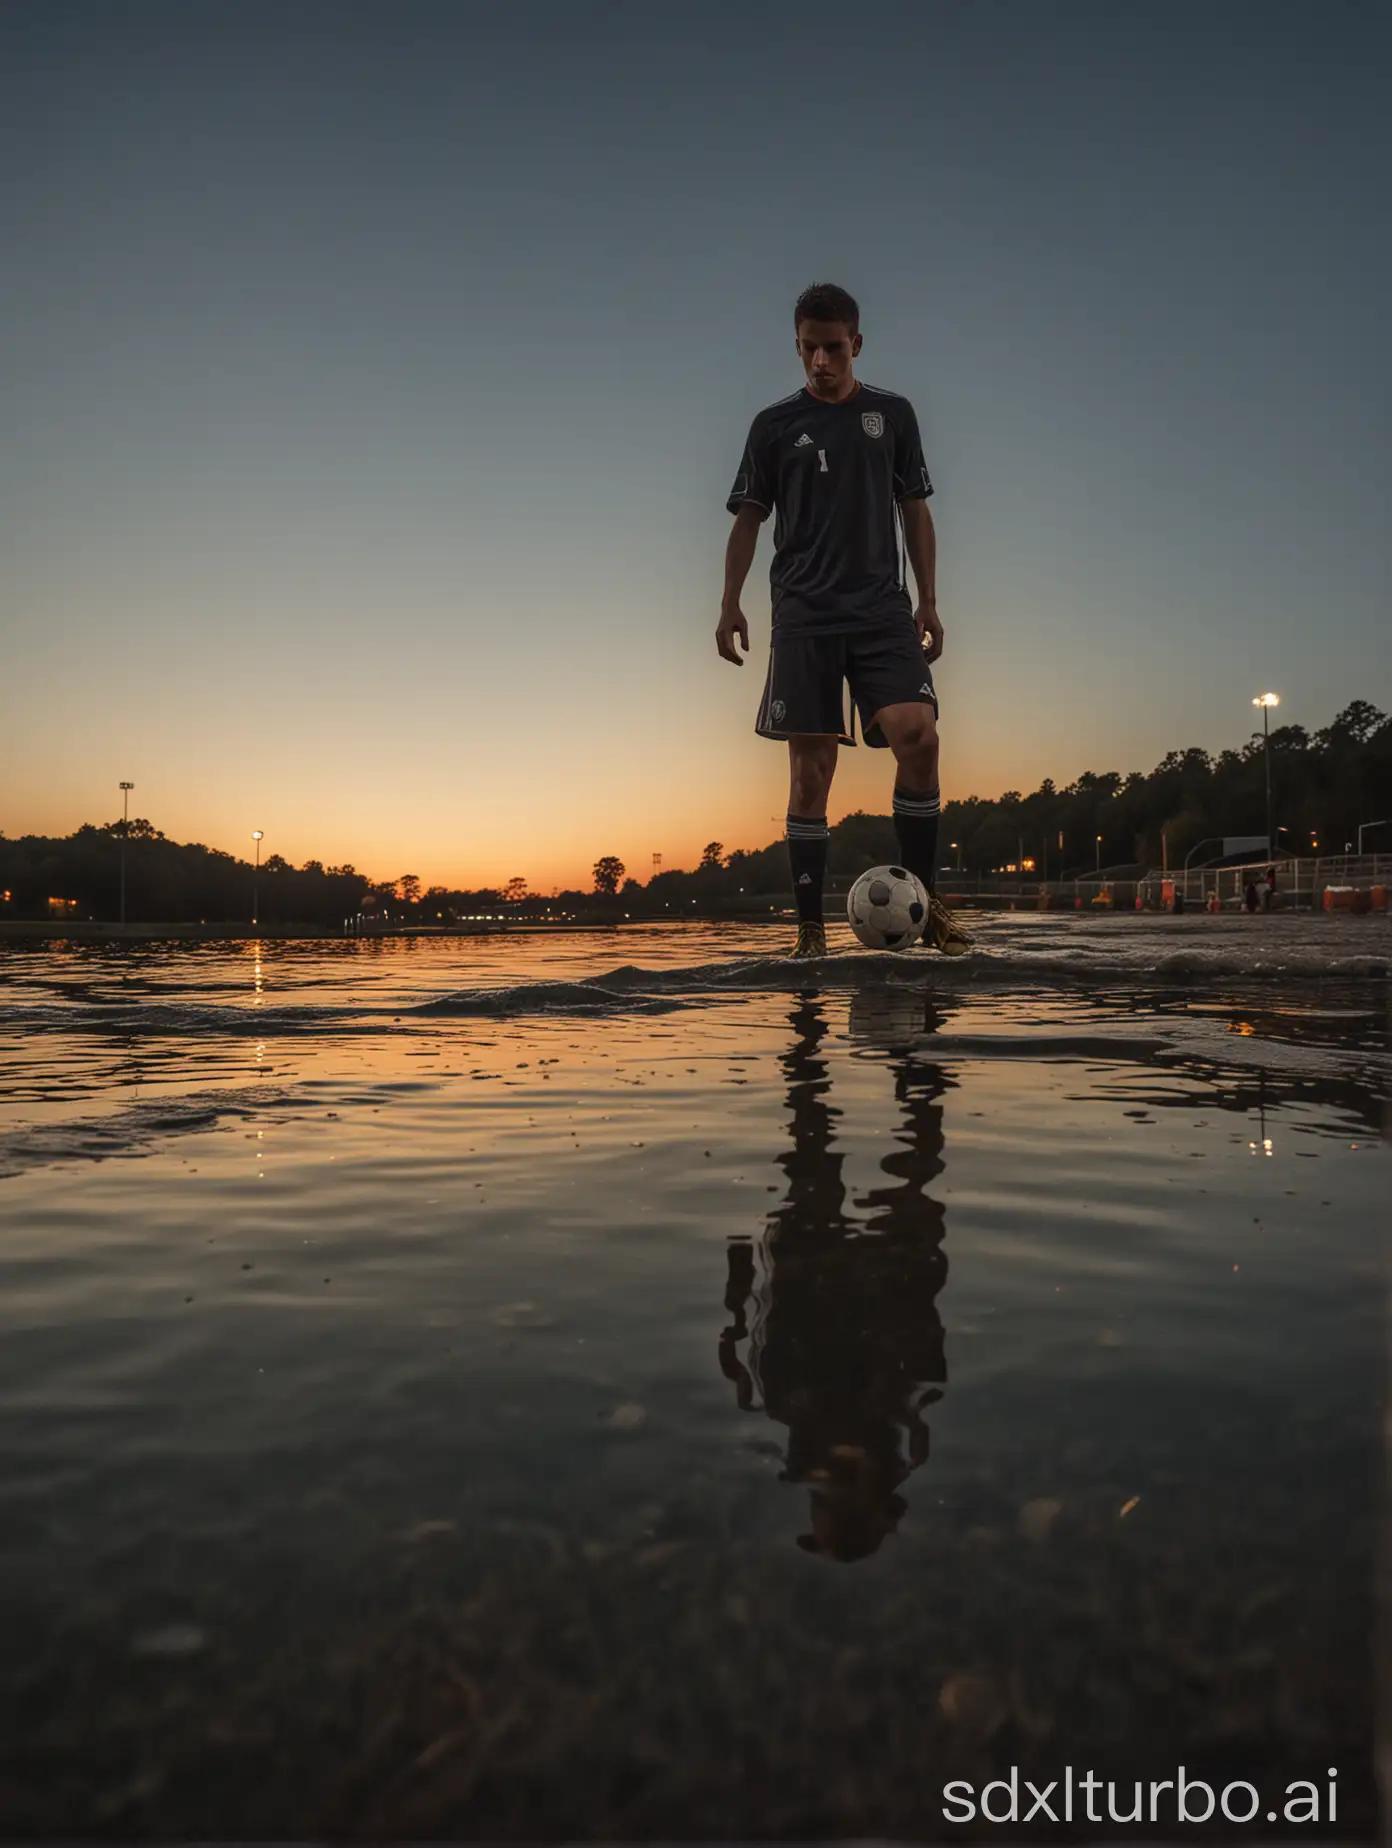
3, 0, 1387, 889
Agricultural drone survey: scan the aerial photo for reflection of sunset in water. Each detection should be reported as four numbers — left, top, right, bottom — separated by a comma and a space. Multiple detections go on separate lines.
0, 931, 1385, 1835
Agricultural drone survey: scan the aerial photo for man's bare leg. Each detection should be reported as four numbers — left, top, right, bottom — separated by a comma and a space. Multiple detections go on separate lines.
786, 735, 838, 956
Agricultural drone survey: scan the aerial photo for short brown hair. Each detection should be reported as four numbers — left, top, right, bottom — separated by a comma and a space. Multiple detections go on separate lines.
794, 283, 860, 336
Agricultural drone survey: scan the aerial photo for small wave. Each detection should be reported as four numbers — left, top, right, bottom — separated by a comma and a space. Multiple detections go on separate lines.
0, 1000, 365, 1037
536, 948, 1390, 997
413, 980, 689, 1017
406, 947, 1389, 1028
0, 1084, 298, 1179
1, 941, 1386, 1042
1150, 951, 1390, 980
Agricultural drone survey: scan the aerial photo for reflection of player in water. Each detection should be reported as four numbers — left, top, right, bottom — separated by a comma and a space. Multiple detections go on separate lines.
720, 991, 952, 1561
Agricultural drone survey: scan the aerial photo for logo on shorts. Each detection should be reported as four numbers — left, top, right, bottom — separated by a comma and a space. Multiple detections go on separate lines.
919, 682, 932, 696
770, 699, 786, 723
795, 433, 813, 447
861, 411, 884, 438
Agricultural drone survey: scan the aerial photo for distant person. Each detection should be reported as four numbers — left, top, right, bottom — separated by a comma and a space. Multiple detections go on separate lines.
1263, 864, 1277, 911
717, 281, 971, 960
1207, 890, 1221, 914
1244, 878, 1261, 914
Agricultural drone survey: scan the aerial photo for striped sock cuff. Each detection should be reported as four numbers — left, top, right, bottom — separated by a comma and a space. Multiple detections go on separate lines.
785, 812, 830, 840
892, 786, 941, 818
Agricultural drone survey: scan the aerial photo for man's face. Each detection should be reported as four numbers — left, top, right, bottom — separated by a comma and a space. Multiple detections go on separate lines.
796, 318, 862, 398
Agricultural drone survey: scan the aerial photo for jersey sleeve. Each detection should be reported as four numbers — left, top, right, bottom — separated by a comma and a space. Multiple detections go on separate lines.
726, 416, 775, 515
893, 401, 934, 503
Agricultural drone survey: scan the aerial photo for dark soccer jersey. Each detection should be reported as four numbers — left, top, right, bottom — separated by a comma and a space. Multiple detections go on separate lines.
726, 381, 933, 636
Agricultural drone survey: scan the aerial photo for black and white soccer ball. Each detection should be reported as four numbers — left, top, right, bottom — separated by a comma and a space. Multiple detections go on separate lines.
846, 865, 928, 950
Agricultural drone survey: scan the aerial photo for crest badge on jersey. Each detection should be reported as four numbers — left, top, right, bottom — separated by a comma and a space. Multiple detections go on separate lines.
861, 411, 884, 438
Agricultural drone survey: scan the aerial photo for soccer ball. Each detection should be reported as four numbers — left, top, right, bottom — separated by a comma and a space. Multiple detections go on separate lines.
846, 865, 928, 950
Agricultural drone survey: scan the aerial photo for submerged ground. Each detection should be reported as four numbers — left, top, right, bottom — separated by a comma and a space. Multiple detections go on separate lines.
0, 915, 1387, 1838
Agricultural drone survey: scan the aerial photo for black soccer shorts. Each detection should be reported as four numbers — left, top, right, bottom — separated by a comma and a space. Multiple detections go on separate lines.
754, 618, 938, 748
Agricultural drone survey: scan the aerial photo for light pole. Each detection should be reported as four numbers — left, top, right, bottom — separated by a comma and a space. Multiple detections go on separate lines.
1358, 819, 1392, 854
1252, 692, 1279, 859
1095, 833, 1102, 873
118, 781, 134, 925
252, 831, 264, 928
950, 840, 961, 872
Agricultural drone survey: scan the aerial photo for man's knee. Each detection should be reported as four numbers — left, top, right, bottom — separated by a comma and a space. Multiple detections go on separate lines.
877, 705, 939, 776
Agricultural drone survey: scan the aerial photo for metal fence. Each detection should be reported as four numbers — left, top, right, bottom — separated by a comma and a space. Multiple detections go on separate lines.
909, 854, 1392, 912
1139, 853, 1392, 911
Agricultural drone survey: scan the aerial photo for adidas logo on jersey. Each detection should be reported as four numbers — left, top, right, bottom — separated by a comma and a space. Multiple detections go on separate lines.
795, 433, 813, 446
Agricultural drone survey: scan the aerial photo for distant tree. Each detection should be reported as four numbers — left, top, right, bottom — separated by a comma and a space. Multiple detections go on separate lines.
700, 841, 725, 868
263, 853, 292, 873
1267, 724, 1310, 754
1316, 699, 1386, 749
396, 874, 421, 906
104, 816, 164, 840
592, 855, 625, 895
302, 859, 324, 875
503, 875, 528, 903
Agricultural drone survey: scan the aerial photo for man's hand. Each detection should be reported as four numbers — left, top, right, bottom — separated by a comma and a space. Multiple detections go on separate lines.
716, 603, 750, 665
915, 602, 944, 664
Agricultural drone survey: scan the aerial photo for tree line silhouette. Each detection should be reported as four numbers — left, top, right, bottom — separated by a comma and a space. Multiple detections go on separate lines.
1, 700, 1386, 924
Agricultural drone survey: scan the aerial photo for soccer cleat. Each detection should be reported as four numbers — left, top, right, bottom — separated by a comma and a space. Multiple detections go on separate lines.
923, 892, 972, 955
788, 920, 828, 960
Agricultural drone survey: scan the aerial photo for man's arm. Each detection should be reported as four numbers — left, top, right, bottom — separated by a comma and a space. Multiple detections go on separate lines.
717, 503, 766, 665
900, 497, 936, 607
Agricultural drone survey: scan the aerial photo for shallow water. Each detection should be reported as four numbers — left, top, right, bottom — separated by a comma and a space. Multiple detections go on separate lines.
0, 917, 1387, 1838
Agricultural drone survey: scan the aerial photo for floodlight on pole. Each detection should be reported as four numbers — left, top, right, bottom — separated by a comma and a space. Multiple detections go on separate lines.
1252, 692, 1280, 859
252, 831, 264, 928
118, 782, 134, 925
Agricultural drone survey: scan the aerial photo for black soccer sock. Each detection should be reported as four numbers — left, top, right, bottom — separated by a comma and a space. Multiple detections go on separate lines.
786, 813, 829, 924
892, 785, 941, 896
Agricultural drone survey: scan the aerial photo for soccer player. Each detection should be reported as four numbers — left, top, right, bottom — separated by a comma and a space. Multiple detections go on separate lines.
718, 283, 971, 958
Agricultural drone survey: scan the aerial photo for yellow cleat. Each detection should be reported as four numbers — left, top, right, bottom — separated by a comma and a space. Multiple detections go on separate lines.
923, 892, 972, 955
788, 921, 828, 960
